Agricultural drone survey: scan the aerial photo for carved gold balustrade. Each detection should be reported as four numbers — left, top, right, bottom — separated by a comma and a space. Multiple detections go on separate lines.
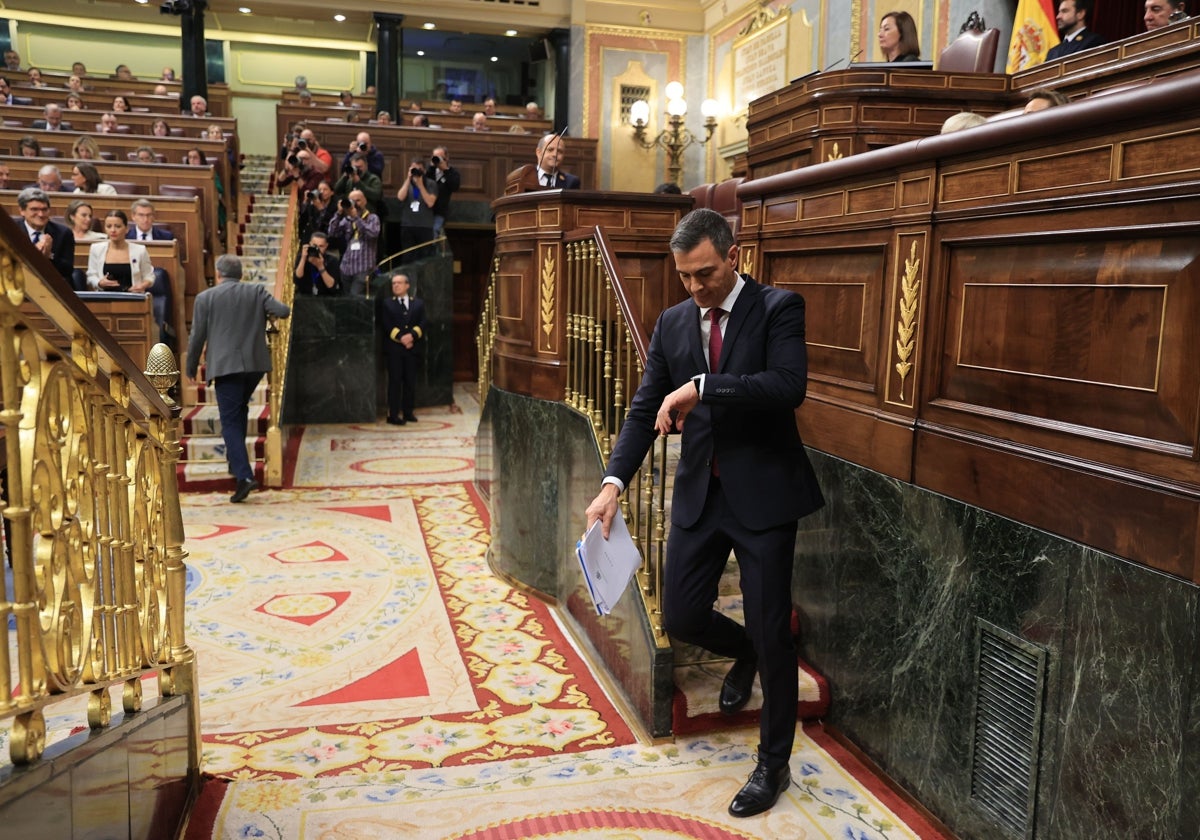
0, 237, 196, 770
562, 231, 670, 639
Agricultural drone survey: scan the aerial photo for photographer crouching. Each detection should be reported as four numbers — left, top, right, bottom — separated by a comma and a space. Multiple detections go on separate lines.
395, 158, 437, 263
293, 231, 342, 296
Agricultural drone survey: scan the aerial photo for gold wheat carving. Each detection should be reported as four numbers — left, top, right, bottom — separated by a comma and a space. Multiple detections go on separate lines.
894, 240, 921, 400
826, 142, 843, 161
541, 248, 556, 349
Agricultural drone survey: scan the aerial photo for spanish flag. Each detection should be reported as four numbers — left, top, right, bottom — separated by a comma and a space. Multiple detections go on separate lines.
1006, 0, 1060, 72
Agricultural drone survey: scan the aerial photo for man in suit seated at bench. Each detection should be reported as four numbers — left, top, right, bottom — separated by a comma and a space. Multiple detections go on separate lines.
17, 187, 75, 283
127, 198, 175, 346
32, 103, 71, 131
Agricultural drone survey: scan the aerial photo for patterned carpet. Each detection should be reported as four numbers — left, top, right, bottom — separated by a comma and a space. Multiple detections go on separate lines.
172, 385, 948, 838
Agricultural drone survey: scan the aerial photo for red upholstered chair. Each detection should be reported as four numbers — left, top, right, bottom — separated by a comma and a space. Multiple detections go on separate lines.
709, 177, 744, 236
936, 27, 1001, 73
688, 182, 713, 210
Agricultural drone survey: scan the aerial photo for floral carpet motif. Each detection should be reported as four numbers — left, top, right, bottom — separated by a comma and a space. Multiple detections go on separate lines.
182, 482, 636, 780
208, 725, 948, 839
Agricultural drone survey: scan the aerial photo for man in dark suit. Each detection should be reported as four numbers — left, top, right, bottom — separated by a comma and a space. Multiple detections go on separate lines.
586, 209, 824, 818
17, 188, 75, 283
1047, 0, 1106, 60
31, 103, 71, 131
504, 133, 582, 192
127, 199, 175, 345
377, 272, 425, 425
186, 255, 290, 503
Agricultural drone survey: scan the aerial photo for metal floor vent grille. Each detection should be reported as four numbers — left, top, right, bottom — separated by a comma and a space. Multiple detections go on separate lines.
969, 620, 1047, 839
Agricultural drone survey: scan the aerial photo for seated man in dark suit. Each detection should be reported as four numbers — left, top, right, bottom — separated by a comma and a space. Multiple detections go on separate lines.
127, 198, 175, 345
31, 103, 72, 131
505, 133, 582, 193
17, 187, 75, 282
1047, 0, 1106, 60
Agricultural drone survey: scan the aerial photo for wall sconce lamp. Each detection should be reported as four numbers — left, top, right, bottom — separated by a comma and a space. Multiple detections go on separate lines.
630, 81, 721, 187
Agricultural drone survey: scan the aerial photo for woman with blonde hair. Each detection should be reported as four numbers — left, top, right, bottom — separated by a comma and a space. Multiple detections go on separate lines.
71, 135, 101, 161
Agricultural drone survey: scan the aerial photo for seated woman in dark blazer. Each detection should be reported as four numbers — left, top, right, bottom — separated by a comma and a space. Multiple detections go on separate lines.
879, 11, 921, 62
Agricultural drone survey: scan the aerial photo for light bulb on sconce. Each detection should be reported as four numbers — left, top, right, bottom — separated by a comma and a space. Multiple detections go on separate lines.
629, 81, 722, 187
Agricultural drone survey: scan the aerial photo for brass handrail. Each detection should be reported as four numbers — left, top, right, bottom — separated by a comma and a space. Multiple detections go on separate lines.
265, 185, 299, 486
0, 232, 196, 769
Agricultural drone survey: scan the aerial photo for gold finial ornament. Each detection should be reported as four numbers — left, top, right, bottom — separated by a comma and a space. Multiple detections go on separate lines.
144, 342, 180, 406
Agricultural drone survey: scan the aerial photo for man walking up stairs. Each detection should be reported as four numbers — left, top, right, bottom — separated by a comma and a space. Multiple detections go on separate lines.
177, 154, 291, 493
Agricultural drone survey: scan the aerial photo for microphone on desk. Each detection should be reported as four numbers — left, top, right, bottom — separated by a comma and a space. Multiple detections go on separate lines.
538, 124, 569, 185
824, 49, 865, 72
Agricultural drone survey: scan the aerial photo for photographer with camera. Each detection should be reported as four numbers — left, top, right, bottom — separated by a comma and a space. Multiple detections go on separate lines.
327, 189, 380, 297
396, 158, 438, 263
333, 152, 383, 214
340, 131, 384, 178
297, 128, 332, 178
425, 146, 460, 239
298, 181, 335, 244
294, 231, 342, 296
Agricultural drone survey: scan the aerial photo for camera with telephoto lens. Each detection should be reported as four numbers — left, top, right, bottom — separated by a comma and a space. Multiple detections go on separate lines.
295, 138, 307, 150
339, 197, 351, 209
307, 189, 318, 201
287, 154, 301, 167
431, 155, 441, 166
410, 165, 423, 178
357, 142, 367, 151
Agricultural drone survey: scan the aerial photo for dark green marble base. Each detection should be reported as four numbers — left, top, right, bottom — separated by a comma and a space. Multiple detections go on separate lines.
283, 257, 454, 424
798, 450, 1199, 840
477, 386, 674, 738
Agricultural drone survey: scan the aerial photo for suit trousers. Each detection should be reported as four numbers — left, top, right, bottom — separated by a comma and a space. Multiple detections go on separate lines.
385, 345, 418, 419
663, 474, 799, 768
213, 372, 264, 482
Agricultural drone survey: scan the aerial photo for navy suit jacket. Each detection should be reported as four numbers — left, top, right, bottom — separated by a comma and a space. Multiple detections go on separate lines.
605, 275, 824, 531
127, 227, 174, 242
1047, 28, 1106, 60
378, 295, 426, 353
25, 219, 76, 282
548, 171, 581, 189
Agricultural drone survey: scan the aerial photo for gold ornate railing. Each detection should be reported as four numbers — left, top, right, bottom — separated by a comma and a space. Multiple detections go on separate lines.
563, 229, 671, 641
0, 237, 196, 768
475, 255, 499, 407
265, 185, 300, 487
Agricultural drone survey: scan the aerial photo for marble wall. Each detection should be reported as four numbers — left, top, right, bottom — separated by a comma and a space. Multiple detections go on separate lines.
798, 450, 1200, 840
284, 256, 454, 424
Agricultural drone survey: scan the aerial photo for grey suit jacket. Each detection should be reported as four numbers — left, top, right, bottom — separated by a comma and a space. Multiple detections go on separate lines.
186, 281, 290, 380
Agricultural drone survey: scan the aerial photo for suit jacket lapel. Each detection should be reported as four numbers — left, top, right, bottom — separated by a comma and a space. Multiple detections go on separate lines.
718, 276, 760, 372
688, 305, 707, 373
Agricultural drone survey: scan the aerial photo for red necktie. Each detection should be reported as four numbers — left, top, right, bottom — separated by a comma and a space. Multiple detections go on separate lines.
708, 308, 723, 371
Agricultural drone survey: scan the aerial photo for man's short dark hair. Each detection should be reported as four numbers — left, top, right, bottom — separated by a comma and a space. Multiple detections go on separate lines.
350, 152, 366, 164
1072, 0, 1094, 20
17, 187, 50, 209
1026, 88, 1070, 108
670, 208, 734, 255
310, 231, 328, 244
653, 182, 682, 195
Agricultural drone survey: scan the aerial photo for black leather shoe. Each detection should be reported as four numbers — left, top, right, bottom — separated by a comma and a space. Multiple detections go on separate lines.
386, 416, 406, 425
404, 414, 418, 423
729, 760, 791, 818
719, 655, 757, 714
230, 478, 257, 503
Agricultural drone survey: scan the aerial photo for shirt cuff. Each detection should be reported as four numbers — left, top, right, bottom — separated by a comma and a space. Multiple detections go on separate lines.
601, 476, 625, 494
692, 374, 704, 399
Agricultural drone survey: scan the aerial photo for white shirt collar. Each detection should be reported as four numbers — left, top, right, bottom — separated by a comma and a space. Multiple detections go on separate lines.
700, 273, 745, 319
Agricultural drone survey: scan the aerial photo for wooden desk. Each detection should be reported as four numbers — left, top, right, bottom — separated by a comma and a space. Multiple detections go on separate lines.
21, 290, 155, 368
277, 111, 598, 199
72, 239, 183, 350
279, 103, 552, 135
745, 67, 1009, 178
489, 190, 691, 400
4, 189, 210, 367
3, 155, 220, 253
8, 73, 231, 116
736, 67, 1200, 581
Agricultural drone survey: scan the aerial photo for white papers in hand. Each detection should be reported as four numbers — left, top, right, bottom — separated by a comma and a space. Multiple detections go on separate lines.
576, 513, 642, 615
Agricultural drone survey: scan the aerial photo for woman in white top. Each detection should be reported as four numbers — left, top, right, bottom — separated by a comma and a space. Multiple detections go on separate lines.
86, 210, 154, 292
72, 162, 117, 196
67, 199, 105, 242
